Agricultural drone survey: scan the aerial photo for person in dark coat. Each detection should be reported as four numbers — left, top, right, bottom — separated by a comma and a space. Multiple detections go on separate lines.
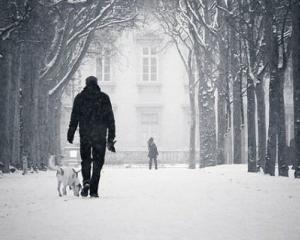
147, 137, 158, 170
67, 76, 116, 198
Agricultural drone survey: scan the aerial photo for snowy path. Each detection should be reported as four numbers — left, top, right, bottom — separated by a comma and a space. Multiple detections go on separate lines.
1, 165, 300, 240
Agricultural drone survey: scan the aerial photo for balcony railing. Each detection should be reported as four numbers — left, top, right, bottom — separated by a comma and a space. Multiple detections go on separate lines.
63, 147, 199, 166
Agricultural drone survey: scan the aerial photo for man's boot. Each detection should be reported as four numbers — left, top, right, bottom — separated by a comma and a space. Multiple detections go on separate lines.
81, 183, 90, 197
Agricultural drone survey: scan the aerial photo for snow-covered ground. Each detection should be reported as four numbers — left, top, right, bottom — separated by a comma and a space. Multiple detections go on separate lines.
1, 165, 300, 240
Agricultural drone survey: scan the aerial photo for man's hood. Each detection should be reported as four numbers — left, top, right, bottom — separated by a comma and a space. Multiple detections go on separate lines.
81, 84, 101, 98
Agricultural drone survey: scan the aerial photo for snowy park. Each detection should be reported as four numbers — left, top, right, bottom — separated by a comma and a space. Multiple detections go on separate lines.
1, 1, 300, 240
1, 165, 300, 240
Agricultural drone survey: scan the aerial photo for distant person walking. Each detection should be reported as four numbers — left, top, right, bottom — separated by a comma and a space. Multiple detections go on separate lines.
147, 137, 158, 170
67, 76, 116, 198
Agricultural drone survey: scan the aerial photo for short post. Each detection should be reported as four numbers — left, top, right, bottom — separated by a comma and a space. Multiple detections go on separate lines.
22, 155, 28, 175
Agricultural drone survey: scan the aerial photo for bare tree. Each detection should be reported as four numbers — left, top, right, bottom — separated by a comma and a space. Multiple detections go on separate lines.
292, 0, 300, 178
179, 0, 219, 167
264, 0, 291, 176
0, 0, 137, 171
154, 0, 197, 168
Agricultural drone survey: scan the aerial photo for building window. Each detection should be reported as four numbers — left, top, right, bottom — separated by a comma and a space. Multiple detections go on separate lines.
96, 49, 111, 82
142, 47, 158, 82
140, 112, 159, 146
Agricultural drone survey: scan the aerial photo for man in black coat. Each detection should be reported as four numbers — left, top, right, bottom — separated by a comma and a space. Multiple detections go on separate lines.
67, 76, 116, 198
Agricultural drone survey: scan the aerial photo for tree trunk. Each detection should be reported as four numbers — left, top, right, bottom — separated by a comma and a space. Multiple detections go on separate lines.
292, 0, 300, 178
255, 81, 266, 170
228, 4, 242, 165
196, 52, 216, 168
0, 41, 12, 173
5, 52, 13, 171
55, 99, 62, 157
31, 49, 42, 169
217, 45, 228, 165
12, 88, 22, 169
217, 82, 226, 165
189, 83, 196, 169
38, 83, 50, 168
11, 43, 23, 169
48, 98, 56, 156
264, 0, 278, 176
264, 0, 289, 176
19, 88, 25, 168
232, 73, 242, 165
246, 0, 258, 172
20, 42, 36, 169
265, 70, 280, 176
48, 93, 63, 158
247, 74, 257, 172
278, 70, 289, 176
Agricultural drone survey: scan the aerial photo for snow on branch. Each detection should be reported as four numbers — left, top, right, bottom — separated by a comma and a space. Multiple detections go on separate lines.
178, 1, 207, 49
41, 1, 114, 81
37, 0, 91, 7
67, 0, 116, 46
0, 22, 22, 40
43, 0, 137, 98
40, 21, 68, 80
186, 0, 218, 37
0, 3, 32, 40
77, 15, 138, 39
48, 33, 91, 96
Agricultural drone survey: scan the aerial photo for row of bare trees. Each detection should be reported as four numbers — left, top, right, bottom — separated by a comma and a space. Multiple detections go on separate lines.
0, 0, 137, 173
153, 0, 300, 177
1, 0, 299, 177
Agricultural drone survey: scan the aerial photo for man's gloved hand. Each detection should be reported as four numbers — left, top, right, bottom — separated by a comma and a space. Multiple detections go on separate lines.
107, 140, 116, 153
67, 128, 74, 144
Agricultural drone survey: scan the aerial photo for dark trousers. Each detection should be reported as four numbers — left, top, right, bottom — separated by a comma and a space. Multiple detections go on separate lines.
149, 157, 158, 169
80, 140, 106, 194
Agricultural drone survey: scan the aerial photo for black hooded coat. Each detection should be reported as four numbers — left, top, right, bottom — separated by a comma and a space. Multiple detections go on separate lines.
67, 84, 115, 144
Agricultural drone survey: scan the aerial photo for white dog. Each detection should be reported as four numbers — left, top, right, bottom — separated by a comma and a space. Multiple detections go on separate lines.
56, 167, 82, 197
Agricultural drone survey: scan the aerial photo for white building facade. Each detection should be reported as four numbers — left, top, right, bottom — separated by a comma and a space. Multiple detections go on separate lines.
60, 25, 198, 164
